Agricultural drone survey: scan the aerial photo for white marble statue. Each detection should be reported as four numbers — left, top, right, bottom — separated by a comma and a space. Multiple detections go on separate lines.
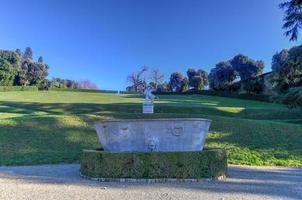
143, 86, 156, 103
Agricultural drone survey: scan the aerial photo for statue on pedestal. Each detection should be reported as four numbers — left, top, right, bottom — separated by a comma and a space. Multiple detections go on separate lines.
143, 86, 156, 114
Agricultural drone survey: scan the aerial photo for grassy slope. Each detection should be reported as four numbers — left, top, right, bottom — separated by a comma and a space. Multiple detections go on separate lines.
0, 91, 301, 166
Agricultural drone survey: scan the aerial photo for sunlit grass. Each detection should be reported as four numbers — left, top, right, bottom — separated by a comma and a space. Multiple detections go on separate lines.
216, 107, 245, 113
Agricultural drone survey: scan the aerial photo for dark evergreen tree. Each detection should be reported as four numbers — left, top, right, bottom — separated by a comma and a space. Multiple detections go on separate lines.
280, 0, 302, 41
23, 47, 33, 60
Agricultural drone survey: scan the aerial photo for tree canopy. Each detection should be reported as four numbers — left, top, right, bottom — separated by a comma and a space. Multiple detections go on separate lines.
280, 0, 302, 41
271, 45, 302, 92
230, 54, 264, 81
169, 72, 188, 92
209, 61, 237, 91
187, 68, 208, 90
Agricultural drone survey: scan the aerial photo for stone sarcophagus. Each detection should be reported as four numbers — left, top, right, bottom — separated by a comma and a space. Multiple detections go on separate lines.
94, 118, 211, 152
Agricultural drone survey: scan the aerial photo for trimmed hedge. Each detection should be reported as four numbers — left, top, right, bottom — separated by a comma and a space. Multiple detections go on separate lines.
80, 148, 227, 179
48, 88, 109, 93
0, 86, 38, 92
154, 90, 271, 102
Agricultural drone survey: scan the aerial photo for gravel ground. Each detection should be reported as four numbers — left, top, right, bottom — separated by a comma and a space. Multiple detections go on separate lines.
0, 164, 301, 200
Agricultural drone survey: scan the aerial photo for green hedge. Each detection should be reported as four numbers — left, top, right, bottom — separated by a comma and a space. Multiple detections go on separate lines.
48, 88, 114, 93
155, 90, 271, 102
0, 86, 38, 92
80, 148, 227, 179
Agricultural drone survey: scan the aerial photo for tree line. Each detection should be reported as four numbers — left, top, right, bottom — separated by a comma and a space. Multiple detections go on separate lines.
126, 47, 302, 108
126, 53, 264, 94
0, 47, 98, 90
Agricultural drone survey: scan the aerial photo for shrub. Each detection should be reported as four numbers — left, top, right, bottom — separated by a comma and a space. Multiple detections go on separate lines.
0, 86, 38, 92
275, 87, 302, 108
80, 148, 227, 179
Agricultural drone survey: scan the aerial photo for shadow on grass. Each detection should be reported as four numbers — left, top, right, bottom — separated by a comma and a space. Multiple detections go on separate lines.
1, 101, 302, 121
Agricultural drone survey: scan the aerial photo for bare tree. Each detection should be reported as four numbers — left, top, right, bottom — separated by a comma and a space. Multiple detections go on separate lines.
149, 69, 164, 89
127, 66, 148, 92
76, 79, 98, 89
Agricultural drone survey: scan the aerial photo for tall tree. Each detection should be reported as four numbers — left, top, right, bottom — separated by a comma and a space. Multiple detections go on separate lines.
23, 47, 33, 60
187, 68, 208, 90
27, 62, 49, 85
230, 54, 264, 81
0, 50, 20, 86
169, 72, 187, 92
280, 0, 302, 41
127, 66, 148, 92
0, 58, 16, 86
209, 61, 237, 91
271, 45, 302, 91
272, 49, 290, 72
149, 69, 164, 89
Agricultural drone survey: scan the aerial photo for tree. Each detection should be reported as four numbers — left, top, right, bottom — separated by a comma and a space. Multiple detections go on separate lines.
169, 72, 188, 92
127, 66, 148, 92
15, 59, 30, 86
149, 69, 164, 90
13, 47, 50, 87
76, 80, 98, 89
271, 45, 302, 92
38, 56, 44, 63
272, 49, 289, 72
66, 79, 77, 89
0, 58, 16, 86
230, 54, 264, 81
181, 77, 189, 92
0, 50, 20, 86
155, 82, 170, 92
187, 68, 208, 90
209, 61, 237, 91
241, 77, 264, 94
0, 50, 20, 69
38, 79, 49, 90
27, 62, 49, 85
280, 0, 302, 41
49, 78, 78, 89
15, 49, 22, 57
23, 47, 33, 60
275, 86, 302, 108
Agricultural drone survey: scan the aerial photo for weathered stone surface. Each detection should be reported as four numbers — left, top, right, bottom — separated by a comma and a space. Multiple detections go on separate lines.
142, 103, 154, 114
94, 118, 211, 152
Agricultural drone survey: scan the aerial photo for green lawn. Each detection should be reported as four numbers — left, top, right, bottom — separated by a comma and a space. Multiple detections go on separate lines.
0, 91, 301, 166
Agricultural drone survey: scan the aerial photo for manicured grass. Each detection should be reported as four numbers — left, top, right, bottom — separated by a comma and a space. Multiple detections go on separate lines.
0, 91, 301, 166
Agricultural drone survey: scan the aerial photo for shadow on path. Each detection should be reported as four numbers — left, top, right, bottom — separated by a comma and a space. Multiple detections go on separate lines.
0, 164, 301, 199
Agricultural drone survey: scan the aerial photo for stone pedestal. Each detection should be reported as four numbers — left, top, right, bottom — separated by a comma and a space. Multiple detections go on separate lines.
143, 101, 154, 114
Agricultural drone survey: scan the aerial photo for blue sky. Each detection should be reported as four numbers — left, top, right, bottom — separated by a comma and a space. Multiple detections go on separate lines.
0, 0, 299, 90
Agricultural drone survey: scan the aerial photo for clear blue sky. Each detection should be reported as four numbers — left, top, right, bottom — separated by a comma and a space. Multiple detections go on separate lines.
0, 0, 299, 90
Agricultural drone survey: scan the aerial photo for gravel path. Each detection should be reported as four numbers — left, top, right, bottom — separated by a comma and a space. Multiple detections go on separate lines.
0, 164, 301, 200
